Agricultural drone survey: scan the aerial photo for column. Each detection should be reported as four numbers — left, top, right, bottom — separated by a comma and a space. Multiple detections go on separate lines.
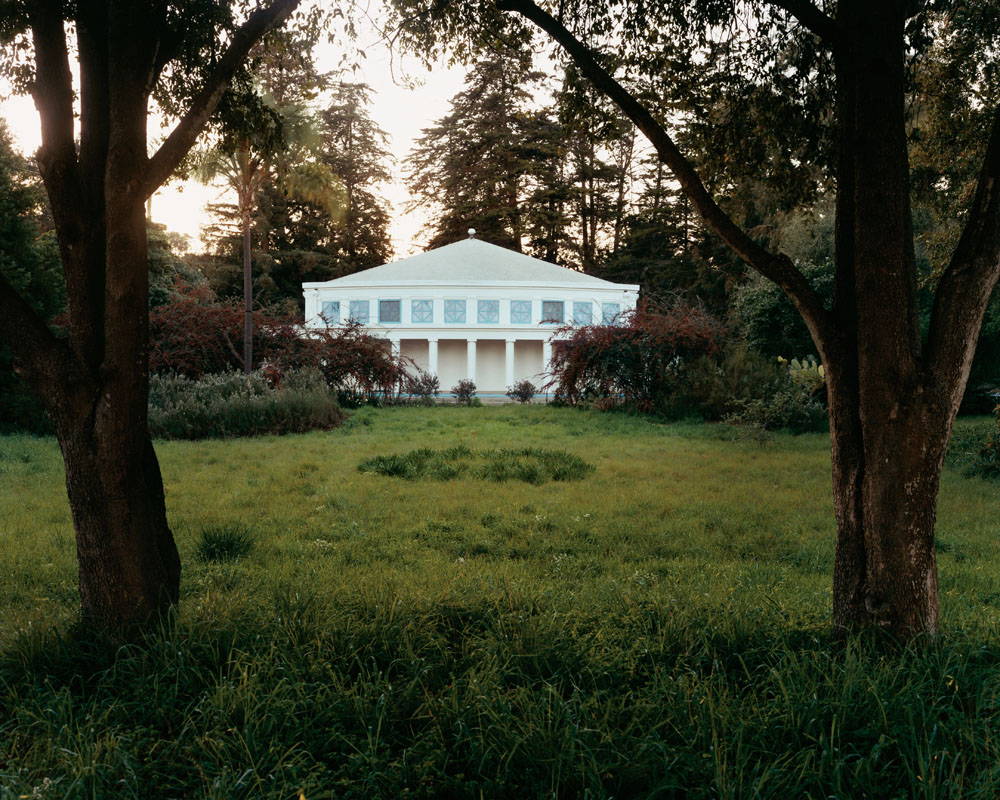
389, 338, 400, 358
542, 340, 552, 375
505, 339, 516, 388
467, 338, 477, 382
428, 338, 439, 378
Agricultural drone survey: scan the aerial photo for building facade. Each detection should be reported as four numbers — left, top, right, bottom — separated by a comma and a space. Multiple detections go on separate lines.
302, 236, 640, 394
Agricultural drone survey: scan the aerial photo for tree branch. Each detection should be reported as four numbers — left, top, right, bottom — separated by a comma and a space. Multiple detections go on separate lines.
925, 104, 1000, 401
498, 0, 835, 349
28, 0, 85, 226
28, 0, 76, 172
766, 0, 844, 47
0, 273, 80, 409
143, 0, 302, 197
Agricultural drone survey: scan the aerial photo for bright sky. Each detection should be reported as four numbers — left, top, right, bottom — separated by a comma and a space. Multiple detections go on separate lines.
0, 10, 470, 258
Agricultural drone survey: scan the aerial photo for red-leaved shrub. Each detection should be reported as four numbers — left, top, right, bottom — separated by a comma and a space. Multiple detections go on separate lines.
149, 281, 410, 404
547, 301, 728, 414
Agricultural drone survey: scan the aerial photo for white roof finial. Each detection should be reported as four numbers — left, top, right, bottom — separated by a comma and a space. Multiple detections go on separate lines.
468, 228, 476, 239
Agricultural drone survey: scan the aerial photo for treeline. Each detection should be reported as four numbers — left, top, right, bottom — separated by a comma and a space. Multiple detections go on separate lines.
5, 25, 1000, 433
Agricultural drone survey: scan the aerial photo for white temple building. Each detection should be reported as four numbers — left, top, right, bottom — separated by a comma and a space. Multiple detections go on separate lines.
302, 234, 640, 394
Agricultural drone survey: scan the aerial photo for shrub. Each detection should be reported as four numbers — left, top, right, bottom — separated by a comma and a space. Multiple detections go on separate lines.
731, 262, 834, 359
506, 379, 538, 404
680, 344, 792, 420
310, 322, 411, 406
452, 379, 477, 405
547, 301, 728, 415
148, 282, 411, 405
408, 370, 441, 405
971, 405, 1000, 479
725, 382, 828, 435
148, 368, 343, 439
196, 523, 254, 563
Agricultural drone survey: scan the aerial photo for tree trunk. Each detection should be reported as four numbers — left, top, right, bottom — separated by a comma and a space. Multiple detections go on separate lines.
827, 1, 943, 636
827, 364, 947, 636
0, 0, 304, 631
59, 415, 180, 624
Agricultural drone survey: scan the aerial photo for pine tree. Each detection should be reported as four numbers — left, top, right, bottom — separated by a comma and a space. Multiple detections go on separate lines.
406, 53, 548, 252
318, 82, 394, 271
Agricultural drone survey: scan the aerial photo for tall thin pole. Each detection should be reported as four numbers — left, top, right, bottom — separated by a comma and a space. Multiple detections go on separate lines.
243, 217, 252, 374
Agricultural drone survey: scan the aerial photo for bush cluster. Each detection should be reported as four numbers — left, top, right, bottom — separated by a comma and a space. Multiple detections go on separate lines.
548, 301, 729, 415
149, 282, 412, 406
547, 302, 828, 432
148, 368, 343, 440
971, 405, 1000, 479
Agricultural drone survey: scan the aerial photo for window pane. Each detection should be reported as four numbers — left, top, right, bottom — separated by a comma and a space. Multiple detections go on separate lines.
349, 300, 369, 323
411, 299, 433, 323
542, 300, 564, 324
601, 302, 621, 324
573, 301, 593, 325
510, 300, 531, 324
379, 299, 401, 323
478, 299, 500, 324
573, 301, 594, 325
320, 300, 340, 325
444, 299, 466, 323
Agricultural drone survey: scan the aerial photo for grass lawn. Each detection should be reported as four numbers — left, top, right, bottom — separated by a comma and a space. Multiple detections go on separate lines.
2, 406, 1000, 798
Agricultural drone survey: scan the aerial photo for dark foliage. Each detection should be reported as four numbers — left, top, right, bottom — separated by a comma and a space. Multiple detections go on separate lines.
407, 370, 441, 405
506, 379, 538, 403
972, 403, 1000, 480
451, 379, 477, 405
547, 301, 728, 414
148, 283, 411, 405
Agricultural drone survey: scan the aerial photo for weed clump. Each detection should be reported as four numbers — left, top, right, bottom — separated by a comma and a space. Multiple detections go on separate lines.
196, 523, 254, 563
358, 446, 593, 484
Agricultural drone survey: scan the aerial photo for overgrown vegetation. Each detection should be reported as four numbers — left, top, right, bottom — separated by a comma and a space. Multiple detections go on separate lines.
358, 445, 594, 483
969, 402, 1000, 479
2, 407, 1000, 797
149, 286, 412, 406
547, 304, 825, 430
148, 368, 343, 439
407, 370, 441, 405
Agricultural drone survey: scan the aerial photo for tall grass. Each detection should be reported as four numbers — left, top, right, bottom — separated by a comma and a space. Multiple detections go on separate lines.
148, 368, 343, 439
1, 407, 999, 798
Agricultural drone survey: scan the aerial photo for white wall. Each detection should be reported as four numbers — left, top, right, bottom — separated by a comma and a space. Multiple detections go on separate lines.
475, 340, 506, 391
400, 339, 429, 373
437, 340, 468, 390
302, 282, 639, 339
515, 340, 544, 385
